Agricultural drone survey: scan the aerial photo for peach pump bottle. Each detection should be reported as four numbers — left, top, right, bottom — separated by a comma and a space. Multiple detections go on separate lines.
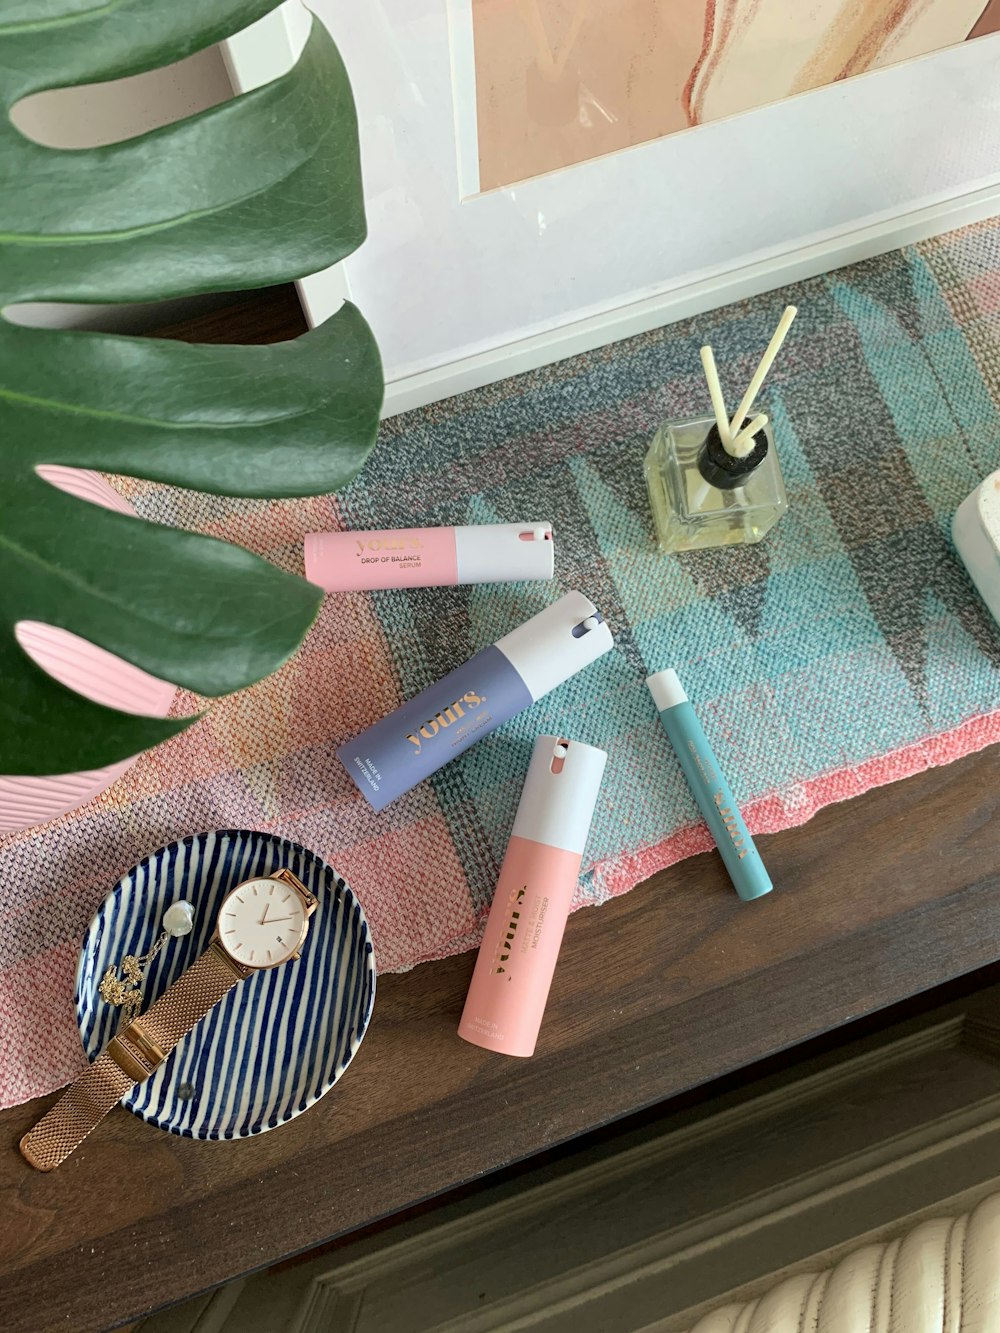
458, 734, 607, 1057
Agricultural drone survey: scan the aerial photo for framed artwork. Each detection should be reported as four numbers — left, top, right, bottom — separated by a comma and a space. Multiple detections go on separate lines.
227, 1, 1000, 415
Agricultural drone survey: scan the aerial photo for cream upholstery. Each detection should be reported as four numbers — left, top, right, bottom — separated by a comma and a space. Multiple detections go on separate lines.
687, 1193, 1000, 1332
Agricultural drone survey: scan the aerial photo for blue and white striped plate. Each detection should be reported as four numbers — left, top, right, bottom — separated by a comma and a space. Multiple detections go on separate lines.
75, 829, 376, 1139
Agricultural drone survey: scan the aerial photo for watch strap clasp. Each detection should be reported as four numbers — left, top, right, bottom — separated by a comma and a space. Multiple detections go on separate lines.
107, 1017, 168, 1081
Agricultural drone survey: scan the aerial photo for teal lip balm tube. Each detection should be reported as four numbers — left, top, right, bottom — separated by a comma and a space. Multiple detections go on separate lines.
646, 669, 772, 901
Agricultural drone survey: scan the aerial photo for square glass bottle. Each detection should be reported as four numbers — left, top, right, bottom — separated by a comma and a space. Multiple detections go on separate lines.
645, 410, 787, 553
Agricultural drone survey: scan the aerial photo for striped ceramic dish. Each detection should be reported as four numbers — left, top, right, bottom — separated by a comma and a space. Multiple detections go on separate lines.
76, 829, 375, 1139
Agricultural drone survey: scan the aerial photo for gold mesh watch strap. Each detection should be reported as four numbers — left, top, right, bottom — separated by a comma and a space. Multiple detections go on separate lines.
133, 941, 247, 1059
20, 942, 246, 1172
19, 1050, 134, 1172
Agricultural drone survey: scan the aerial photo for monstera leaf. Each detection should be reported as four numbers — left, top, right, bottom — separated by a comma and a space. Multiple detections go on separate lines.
0, 0, 383, 775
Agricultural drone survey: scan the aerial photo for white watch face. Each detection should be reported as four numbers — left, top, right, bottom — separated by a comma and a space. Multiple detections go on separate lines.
218, 877, 307, 968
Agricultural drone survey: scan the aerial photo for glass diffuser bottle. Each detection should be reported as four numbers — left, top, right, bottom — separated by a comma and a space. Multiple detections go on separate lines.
645, 410, 787, 553
646, 306, 796, 555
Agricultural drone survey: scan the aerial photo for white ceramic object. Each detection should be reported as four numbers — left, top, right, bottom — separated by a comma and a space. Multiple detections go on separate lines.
1, 468, 176, 834
953, 469, 1000, 629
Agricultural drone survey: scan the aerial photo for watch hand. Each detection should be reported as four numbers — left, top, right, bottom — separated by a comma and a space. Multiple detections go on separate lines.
259, 903, 271, 926
265, 916, 297, 924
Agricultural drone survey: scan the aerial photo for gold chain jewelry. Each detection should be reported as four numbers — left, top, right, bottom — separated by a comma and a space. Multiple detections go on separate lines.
97, 899, 196, 1029
98, 935, 167, 1027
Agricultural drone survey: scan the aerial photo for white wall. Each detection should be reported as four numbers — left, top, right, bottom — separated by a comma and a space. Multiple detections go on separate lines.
8, 47, 237, 332
12, 46, 232, 149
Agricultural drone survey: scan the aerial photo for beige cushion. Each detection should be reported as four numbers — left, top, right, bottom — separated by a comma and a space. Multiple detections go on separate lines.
687, 1193, 1000, 1332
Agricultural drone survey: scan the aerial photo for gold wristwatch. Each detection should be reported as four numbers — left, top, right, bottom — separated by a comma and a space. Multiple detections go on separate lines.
21, 868, 317, 1172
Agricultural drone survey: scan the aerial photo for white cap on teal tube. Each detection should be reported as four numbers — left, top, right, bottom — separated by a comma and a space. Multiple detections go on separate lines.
647, 668, 688, 711
647, 669, 772, 901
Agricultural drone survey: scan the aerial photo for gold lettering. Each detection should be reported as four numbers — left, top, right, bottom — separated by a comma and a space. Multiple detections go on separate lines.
493, 888, 528, 972
437, 700, 466, 728
406, 691, 484, 751
714, 790, 751, 854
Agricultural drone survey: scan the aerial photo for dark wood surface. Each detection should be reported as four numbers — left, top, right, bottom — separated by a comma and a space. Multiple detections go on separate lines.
2, 290, 999, 1332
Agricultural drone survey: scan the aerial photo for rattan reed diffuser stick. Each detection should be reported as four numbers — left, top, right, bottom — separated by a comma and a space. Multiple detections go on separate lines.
699, 344, 733, 449
727, 305, 797, 443
729, 411, 769, 458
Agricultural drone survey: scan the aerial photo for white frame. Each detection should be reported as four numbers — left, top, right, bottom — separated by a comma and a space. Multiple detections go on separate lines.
226, 3, 1000, 418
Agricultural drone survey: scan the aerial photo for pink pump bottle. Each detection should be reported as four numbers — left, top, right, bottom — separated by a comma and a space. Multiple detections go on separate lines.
304, 522, 554, 592
458, 734, 607, 1058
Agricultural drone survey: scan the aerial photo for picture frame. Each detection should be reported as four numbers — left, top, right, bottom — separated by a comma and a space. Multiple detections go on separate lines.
226, 1, 1000, 417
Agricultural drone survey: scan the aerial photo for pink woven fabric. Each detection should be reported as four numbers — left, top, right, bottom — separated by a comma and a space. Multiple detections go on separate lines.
3, 219, 1000, 1108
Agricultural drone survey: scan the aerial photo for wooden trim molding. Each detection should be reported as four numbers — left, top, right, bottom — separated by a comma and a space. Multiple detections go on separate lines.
139, 986, 1000, 1333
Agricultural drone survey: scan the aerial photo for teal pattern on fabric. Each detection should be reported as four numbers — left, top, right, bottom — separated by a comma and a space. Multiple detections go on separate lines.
338, 224, 1000, 914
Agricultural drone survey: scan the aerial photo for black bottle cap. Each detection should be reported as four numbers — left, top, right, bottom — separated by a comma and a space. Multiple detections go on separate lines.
697, 420, 769, 490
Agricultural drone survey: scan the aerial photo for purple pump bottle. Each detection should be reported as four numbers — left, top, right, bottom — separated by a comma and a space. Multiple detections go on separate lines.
338, 591, 613, 811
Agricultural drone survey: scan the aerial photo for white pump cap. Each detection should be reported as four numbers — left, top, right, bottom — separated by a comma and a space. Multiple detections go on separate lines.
495, 590, 613, 701
511, 735, 608, 855
455, 522, 554, 583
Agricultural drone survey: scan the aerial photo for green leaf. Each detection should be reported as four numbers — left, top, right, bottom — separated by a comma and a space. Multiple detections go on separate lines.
0, 0, 384, 776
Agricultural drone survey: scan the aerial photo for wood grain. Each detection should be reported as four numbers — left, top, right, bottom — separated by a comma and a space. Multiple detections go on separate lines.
149, 285, 307, 344
2, 742, 999, 1332
2, 287, 999, 1331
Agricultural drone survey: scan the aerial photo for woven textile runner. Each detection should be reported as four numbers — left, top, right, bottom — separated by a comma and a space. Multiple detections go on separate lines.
3, 219, 1000, 1108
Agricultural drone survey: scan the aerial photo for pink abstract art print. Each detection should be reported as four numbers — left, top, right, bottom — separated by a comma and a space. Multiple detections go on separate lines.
470, 0, 1000, 191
